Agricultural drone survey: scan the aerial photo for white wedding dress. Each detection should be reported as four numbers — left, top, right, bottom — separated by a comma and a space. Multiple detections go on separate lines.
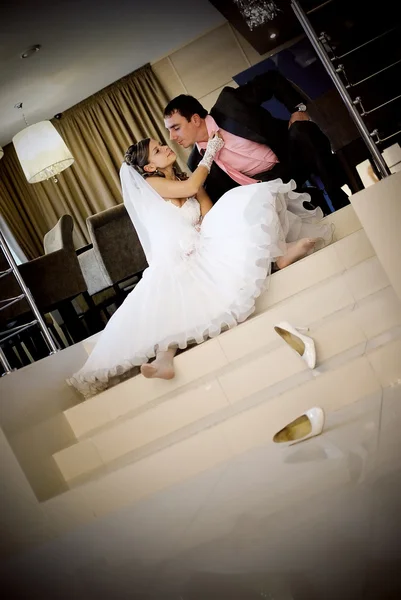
69, 167, 332, 398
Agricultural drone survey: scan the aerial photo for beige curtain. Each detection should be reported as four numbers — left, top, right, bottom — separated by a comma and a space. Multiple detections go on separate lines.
0, 149, 47, 258
0, 64, 187, 259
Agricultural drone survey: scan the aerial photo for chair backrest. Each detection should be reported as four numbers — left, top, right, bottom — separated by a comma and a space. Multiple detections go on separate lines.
1, 215, 87, 325
43, 214, 75, 254
87, 204, 148, 284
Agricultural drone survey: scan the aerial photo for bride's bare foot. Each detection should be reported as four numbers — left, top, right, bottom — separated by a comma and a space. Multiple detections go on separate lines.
276, 238, 317, 270
141, 350, 176, 380
141, 362, 175, 380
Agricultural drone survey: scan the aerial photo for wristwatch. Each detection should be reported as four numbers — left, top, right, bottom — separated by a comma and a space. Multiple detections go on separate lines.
295, 102, 307, 112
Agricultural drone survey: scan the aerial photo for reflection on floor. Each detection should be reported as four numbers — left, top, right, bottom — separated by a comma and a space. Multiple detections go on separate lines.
2, 383, 401, 599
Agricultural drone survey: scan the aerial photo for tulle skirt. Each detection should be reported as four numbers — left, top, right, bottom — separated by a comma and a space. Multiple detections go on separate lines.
68, 180, 332, 398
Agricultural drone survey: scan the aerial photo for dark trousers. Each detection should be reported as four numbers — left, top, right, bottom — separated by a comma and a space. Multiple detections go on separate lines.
255, 121, 350, 214
287, 121, 350, 213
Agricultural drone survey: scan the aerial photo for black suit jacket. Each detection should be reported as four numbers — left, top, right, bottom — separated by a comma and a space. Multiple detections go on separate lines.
188, 70, 306, 204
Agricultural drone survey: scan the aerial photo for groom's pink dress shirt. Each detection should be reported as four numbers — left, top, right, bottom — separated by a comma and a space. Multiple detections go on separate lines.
196, 115, 279, 186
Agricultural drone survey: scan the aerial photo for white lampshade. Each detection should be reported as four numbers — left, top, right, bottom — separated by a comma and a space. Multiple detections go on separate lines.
12, 121, 74, 183
0, 146, 4, 159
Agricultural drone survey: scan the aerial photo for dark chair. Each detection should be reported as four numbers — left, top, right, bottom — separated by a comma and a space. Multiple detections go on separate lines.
0, 215, 100, 358
78, 203, 148, 299
0, 250, 62, 368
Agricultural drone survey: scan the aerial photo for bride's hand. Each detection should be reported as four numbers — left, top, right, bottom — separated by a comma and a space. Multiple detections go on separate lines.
206, 130, 224, 155
198, 131, 224, 172
209, 130, 222, 140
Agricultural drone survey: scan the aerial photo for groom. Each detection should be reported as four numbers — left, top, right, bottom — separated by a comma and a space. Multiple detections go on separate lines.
163, 70, 349, 213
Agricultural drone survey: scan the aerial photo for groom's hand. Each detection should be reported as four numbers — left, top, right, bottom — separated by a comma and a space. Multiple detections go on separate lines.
288, 111, 311, 128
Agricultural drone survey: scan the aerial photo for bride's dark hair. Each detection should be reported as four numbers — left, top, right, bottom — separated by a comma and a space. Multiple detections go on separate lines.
124, 139, 187, 180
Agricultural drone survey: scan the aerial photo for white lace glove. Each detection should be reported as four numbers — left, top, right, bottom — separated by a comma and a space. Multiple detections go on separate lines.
198, 134, 224, 172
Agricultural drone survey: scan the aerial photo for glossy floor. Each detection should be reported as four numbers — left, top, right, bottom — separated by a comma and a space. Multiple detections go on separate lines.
2, 379, 401, 599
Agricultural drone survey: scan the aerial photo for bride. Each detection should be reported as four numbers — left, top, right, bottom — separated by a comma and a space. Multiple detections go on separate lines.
69, 134, 331, 398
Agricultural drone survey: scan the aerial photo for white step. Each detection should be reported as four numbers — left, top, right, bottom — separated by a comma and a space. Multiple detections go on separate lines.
53, 253, 400, 484
60, 225, 374, 443
323, 202, 362, 241
49, 333, 401, 521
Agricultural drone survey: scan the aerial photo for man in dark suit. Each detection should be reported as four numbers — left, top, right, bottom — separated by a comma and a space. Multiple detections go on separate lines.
163, 70, 349, 213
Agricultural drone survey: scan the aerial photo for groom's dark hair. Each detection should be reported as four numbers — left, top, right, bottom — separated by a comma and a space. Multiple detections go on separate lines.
164, 95, 208, 122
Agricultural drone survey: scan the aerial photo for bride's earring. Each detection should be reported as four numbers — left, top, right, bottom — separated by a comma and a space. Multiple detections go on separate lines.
143, 163, 157, 176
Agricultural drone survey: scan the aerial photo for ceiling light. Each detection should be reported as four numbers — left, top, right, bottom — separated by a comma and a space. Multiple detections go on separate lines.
13, 122, 74, 183
12, 103, 74, 183
20, 44, 41, 59
269, 32, 278, 39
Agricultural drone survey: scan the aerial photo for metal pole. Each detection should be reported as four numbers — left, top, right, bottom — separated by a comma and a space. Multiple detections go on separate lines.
290, 0, 391, 179
0, 345, 14, 374
0, 230, 59, 354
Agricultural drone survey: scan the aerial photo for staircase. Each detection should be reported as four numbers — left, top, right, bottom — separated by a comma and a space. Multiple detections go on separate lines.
46, 205, 401, 509
1, 203, 400, 548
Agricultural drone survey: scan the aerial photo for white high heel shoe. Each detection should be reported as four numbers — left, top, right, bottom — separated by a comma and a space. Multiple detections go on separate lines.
274, 321, 316, 369
273, 407, 325, 445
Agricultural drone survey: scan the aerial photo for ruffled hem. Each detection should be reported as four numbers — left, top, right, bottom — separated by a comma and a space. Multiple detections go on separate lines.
67, 179, 325, 399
